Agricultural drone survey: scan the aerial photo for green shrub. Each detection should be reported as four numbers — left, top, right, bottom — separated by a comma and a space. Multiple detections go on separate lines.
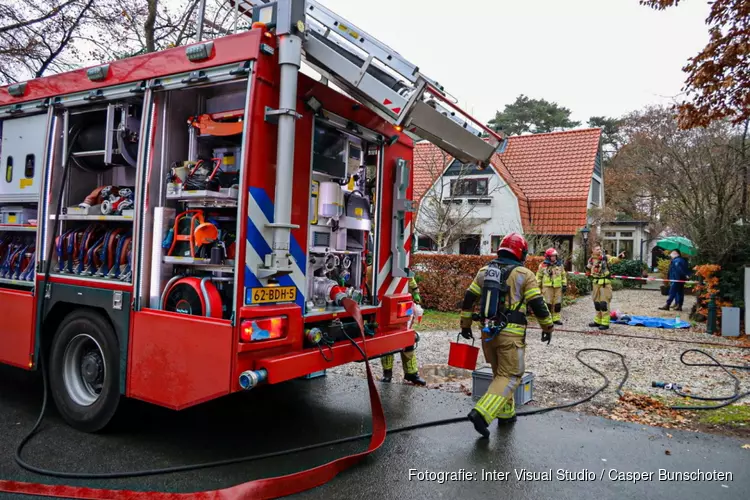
610, 259, 647, 289
568, 274, 592, 295
611, 279, 624, 291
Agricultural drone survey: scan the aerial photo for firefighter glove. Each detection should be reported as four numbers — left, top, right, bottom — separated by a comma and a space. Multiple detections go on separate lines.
562, 285, 568, 294
460, 327, 474, 340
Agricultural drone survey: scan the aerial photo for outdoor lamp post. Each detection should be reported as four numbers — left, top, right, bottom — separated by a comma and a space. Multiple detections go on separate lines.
580, 226, 590, 269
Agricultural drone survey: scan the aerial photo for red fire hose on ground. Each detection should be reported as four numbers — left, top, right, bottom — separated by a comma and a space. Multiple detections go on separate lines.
4, 322, 748, 499
4, 127, 745, 498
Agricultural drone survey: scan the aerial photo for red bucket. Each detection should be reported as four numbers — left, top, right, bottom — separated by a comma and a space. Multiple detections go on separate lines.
448, 334, 480, 370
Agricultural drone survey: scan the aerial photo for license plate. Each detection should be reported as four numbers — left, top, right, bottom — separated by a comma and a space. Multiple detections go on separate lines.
249, 286, 297, 304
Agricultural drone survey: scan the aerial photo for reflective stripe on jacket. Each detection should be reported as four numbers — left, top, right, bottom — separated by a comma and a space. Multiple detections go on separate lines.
587, 255, 620, 284
536, 262, 567, 288
462, 261, 553, 334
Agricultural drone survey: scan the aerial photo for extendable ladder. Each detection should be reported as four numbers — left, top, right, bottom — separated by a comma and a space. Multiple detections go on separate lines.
229, 0, 504, 166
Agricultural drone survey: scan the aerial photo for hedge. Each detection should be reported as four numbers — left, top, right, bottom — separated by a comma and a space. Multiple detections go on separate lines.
412, 254, 555, 311
567, 274, 592, 296
609, 259, 648, 289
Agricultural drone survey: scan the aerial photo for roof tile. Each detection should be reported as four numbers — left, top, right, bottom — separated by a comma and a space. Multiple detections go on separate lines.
412, 128, 601, 237
497, 128, 601, 235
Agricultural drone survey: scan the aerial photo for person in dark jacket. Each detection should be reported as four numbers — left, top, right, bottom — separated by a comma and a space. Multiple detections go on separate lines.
659, 250, 690, 312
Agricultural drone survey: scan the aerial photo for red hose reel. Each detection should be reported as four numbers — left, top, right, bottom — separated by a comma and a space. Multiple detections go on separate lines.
162, 277, 224, 319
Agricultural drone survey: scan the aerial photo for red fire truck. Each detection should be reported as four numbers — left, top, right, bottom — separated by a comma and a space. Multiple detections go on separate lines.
0, 0, 502, 432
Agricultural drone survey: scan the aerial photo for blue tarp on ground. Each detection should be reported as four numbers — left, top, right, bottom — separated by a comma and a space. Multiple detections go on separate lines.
615, 315, 691, 329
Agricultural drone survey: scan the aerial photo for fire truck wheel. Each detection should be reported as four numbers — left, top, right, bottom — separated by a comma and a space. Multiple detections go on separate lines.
48, 309, 120, 433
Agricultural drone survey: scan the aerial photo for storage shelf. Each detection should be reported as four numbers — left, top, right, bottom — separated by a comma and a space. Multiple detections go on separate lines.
49, 272, 132, 285
163, 256, 235, 273
166, 189, 238, 208
51, 214, 133, 222
0, 277, 34, 287
0, 224, 37, 232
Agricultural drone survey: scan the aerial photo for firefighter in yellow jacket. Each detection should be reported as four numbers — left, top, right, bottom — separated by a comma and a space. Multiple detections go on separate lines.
587, 244, 625, 330
537, 248, 567, 325
378, 273, 426, 386
459, 233, 554, 438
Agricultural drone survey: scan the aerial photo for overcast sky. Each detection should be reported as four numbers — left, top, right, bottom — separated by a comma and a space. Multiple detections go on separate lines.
314, 0, 710, 126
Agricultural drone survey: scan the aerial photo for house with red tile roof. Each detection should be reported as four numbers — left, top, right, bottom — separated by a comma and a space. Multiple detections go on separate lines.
413, 128, 605, 258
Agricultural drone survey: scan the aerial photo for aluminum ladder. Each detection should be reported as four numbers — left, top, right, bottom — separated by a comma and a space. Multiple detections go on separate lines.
229, 0, 504, 165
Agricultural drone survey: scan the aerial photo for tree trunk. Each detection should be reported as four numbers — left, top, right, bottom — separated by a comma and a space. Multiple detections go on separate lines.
145, 0, 159, 53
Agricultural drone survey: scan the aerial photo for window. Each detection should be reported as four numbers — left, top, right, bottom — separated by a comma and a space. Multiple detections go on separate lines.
459, 235, 481, 255
24, 154, 35, 178
603, 240, 616, 255
417, 236, 437, 252
619, 239, 634, 257
594, 150, 602, 177
490, 235, 505, 252
603, 228, 635, 257
591, 178, 601, 205
451, 178, 489, 196
5, 156, 12, 183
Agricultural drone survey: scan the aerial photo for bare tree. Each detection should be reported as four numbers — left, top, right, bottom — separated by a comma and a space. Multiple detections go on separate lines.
0, 0, 245, 85
414, 145, 508, 254
0, 0, 97, 83
612, 105, 749, 265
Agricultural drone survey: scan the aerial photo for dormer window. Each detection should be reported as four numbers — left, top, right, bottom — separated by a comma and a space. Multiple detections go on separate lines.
451, 178, 488, 196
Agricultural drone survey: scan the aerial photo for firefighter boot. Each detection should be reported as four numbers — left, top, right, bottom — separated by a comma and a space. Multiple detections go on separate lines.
467, 410, 490, 438
402, 347, 426, 386
497, 400, 517, 425
381, 354, 394, 382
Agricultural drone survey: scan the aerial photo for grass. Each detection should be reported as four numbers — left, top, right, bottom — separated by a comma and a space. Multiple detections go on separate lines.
698, 404, 750, 427
415, 309, 460, 332
646, 392, 750, 427
417, 298, 580, 331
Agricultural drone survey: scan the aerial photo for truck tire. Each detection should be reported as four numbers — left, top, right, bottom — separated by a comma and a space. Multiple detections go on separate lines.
48, 309, 120, 432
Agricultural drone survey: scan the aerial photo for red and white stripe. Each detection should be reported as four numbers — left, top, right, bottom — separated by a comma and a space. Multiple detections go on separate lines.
567, 271, 697, 285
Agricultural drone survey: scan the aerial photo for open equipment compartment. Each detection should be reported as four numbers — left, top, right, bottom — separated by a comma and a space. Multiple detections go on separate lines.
139, 68, 250, 322
303, 110, 383, 320
45, 95, 143, 285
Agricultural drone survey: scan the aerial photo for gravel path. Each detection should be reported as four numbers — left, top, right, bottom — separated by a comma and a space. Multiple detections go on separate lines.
330, 290, 750, 416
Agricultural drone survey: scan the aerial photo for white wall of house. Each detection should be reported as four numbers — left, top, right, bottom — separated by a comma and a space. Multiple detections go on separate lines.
415, 170, 523, 255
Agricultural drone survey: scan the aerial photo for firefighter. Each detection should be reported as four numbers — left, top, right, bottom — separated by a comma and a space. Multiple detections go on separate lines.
370, 266, 426, 386
460, 233, 554, 438
587, 244, 625, 330
536, 248, 567, 325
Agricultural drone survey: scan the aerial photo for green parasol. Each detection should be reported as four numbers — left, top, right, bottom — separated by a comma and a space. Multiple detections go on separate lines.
656, 236, 697, 256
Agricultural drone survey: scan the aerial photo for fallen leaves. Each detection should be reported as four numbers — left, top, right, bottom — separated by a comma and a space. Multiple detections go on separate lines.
605, 392, 693, 430
742, 444, 750, 449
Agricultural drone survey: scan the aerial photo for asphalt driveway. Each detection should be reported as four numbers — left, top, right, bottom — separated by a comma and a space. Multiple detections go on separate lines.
0, 364, 747, 499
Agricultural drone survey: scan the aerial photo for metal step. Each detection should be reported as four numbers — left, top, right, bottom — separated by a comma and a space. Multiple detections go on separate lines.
230, 0, 504, 165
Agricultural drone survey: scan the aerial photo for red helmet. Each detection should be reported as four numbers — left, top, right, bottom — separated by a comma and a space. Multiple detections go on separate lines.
544, 248, 558, 259
497, 232, 528, 261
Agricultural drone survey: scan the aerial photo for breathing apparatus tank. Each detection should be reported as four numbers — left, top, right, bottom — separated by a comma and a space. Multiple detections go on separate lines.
478, 261, 506, 319
478, 262, 517, 336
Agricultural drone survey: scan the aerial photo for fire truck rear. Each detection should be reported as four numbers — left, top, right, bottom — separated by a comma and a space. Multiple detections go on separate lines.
0, 0, 503, 432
